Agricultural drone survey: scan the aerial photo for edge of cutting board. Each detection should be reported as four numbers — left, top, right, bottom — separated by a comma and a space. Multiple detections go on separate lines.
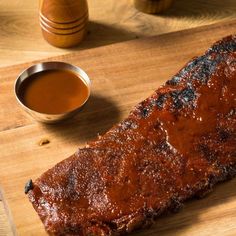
0, 18, 236, 236
0, 187, 17, 236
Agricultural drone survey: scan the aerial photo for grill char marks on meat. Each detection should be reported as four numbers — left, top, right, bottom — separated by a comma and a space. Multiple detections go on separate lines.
27, 35, 236, 235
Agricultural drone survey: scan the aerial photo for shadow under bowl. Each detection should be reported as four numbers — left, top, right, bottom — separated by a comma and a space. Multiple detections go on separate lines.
14, 62, 91, 124
40, 0, 88, 24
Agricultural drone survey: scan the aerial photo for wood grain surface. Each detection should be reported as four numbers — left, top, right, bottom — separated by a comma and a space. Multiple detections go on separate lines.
0, 202, 12, 236
0, 0, 236, 67
0, 20, 236, 235
0, 190, 14, 236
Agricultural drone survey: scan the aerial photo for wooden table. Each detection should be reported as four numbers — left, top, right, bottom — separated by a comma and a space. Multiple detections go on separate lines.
0, 1, 236, 235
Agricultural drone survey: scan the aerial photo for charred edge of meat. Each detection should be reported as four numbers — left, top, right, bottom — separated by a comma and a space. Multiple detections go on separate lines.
136, 101, 153, 118
141, 107, 150, 118
120, 119, 138, 130
193, 173, 223, 199
168, 196, 184, 213
219, 164, 236, 180
154, 94, 168, 109
50, 222, 114, 236
24, 179, 34, 194
167, 54, 221, 85
208, 35, 236, 54
154, 87, 196, 110
85, 222, 115, 236
167, 36, 236, 86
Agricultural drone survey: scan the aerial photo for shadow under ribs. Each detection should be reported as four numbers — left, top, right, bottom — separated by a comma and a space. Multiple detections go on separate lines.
27, 35, 236, 235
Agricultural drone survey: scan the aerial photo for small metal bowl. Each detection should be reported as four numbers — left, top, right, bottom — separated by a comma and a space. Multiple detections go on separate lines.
14, 61, 91, 124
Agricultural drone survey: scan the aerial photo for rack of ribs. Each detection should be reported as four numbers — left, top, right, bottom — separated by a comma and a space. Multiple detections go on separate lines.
27, 35, 236, 235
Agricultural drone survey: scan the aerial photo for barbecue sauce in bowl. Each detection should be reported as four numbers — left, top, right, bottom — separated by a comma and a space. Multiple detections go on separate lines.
19, 69, 89, 114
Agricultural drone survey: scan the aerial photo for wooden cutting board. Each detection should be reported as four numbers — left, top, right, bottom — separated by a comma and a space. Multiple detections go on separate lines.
0, 20, 236, 236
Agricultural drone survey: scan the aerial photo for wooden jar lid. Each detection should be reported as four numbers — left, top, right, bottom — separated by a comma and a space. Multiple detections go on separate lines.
40, 0, 88, 23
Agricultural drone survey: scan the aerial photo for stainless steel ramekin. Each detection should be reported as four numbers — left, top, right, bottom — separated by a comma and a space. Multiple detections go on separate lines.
14, 61, 91, 124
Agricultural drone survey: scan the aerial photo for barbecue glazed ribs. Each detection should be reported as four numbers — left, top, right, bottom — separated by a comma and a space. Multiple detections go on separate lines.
27, 35, 236, 235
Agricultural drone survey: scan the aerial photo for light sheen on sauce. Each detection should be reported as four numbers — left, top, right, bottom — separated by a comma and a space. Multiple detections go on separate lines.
20, 70, 89, 114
